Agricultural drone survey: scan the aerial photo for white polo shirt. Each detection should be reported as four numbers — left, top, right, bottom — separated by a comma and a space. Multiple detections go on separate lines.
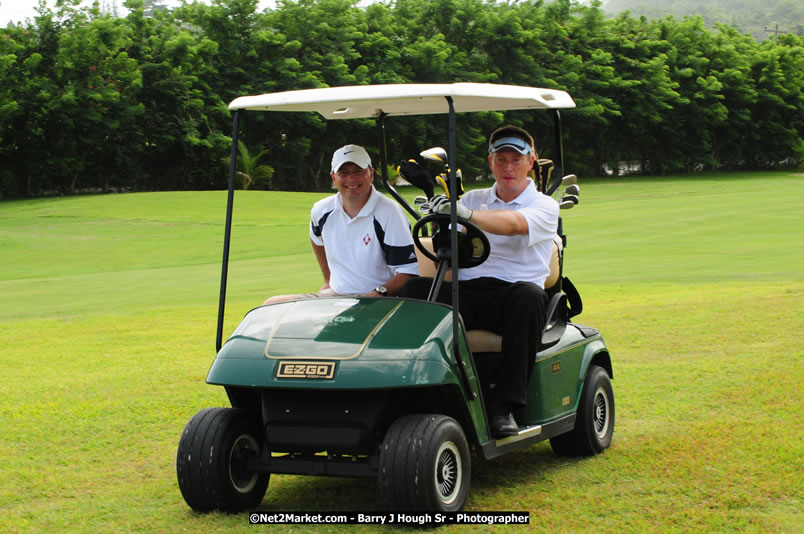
310, 186, 419, 294
458, 178, 559, 287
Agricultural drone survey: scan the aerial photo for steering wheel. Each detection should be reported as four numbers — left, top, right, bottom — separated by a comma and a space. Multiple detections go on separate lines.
412, 213, 490, 269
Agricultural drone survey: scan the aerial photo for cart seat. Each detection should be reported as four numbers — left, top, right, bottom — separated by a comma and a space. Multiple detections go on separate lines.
415, 235, 564, 355
415, 236, 451, 281
464, 292, 566, 355
466, 329, 503, 353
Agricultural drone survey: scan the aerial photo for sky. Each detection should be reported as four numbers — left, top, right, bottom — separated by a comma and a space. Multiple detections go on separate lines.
0, 0, 278, 26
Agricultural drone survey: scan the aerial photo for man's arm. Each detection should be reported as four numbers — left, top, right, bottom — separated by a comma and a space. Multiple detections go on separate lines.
366, 273, 415, 297
430, 195, 529, 236
311, 240, 331, 291
468, 209, 529, 236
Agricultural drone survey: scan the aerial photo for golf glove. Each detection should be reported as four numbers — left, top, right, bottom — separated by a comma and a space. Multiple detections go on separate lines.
429, 195, 473, 220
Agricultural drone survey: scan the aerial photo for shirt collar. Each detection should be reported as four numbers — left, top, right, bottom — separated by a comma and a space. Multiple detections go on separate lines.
487, 178, 538, 206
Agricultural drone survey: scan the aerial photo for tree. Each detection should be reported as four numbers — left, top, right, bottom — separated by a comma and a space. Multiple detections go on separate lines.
50, 12, 144, 192
1, 0, 802, 198
126, 0, 229, 190
231, 140, 274, 189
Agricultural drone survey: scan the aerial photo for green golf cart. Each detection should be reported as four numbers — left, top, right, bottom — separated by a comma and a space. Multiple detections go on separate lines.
176, 83, 614, 513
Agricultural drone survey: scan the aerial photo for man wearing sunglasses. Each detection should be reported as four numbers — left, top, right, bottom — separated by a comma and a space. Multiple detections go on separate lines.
404, 125, 559, 437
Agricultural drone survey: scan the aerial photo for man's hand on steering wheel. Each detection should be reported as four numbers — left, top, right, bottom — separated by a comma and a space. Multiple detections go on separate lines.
412, 213, 490, 269
428, 195, 473, 220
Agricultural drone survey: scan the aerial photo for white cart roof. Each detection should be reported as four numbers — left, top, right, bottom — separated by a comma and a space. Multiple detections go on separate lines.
228, 83, 575, 119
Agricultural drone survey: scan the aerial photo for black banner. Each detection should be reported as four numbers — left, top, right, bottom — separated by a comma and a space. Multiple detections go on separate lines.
248, 511, 530, 525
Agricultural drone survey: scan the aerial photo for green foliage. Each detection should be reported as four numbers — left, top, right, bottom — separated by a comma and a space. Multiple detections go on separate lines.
0, 0, 802, 197
231, 139, 274, 189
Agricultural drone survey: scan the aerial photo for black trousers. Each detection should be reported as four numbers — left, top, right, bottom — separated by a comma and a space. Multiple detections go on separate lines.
401, 276, 548, 408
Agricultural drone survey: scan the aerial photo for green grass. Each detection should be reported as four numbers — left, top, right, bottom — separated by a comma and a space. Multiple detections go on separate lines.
1, 171, 802, 532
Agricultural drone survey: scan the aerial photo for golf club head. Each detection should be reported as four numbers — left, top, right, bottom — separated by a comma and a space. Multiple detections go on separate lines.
564, 184, 580, 196
414, 196, 431, 215
434, 169, 465, 199
435, 173, 449, 197
454, 168, 465, 199
420, 147, 448, 165
544, 174, 578, 196
548, 173, 578, 197
559, 200, 575, 210
397, 159, 435, 198
561, 194, 579, 205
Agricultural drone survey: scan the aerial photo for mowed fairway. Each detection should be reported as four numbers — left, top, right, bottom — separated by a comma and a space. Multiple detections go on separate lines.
1, 171, 802, 532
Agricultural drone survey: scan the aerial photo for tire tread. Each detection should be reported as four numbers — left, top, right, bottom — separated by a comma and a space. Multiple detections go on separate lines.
378, 414, 470, 511
176, 407, 269, 513
550, 365, 615, 457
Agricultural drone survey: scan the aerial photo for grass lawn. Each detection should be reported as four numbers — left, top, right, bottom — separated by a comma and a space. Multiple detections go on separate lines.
1, 171, 802, 532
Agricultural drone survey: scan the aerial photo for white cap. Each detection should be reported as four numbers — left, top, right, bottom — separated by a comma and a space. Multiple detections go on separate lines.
331, 144, 372, 173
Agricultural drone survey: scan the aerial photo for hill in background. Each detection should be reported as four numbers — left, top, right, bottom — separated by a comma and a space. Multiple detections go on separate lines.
603, 0, 804, 41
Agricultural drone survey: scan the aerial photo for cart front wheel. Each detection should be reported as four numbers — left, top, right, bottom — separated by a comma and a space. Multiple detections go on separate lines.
176, 407, 269, 513
379, 414, 470, 512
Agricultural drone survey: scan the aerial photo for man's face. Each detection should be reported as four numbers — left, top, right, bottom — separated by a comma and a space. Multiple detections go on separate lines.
488, 146, 535, 200
331, 162, 374, 201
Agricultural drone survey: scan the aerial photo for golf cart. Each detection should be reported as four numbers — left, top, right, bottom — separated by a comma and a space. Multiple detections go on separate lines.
176, 83, 614, 513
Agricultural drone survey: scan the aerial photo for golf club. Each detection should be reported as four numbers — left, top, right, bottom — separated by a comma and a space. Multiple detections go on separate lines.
547, 173, 577, 196
420, 147, 448, 164
420, 147, 464, 199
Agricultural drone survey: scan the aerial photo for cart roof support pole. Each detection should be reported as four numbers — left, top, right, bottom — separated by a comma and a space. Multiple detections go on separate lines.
446, 97, 459, 334
552, 109, 564, 177
216, 109, 242, 352
545, 109, 565, 196
376, 113, 419, 219
445, 97, 475, 400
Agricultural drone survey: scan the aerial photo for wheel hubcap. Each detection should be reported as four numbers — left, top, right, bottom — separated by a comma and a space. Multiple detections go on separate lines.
434, 441, 462, 505
593, 387, 610, 438
229, 434, 260, 493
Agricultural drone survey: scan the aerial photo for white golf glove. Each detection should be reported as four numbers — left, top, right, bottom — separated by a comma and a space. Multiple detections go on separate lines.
429, 195, 473, 220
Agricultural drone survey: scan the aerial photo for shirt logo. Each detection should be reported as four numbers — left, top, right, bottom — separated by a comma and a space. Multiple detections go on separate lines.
363, 234, 371, 245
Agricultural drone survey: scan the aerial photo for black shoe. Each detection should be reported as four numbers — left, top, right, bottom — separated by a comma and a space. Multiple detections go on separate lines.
490, 409, 519, 437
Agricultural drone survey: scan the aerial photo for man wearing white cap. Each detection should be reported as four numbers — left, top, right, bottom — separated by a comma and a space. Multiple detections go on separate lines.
265, 144, 418, 303
402, 125, 559, 437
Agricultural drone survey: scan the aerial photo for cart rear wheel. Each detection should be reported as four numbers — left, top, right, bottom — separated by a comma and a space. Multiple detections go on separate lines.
550, 364, 615, 456
176, 407, 269, 513
378, 414, 470, 511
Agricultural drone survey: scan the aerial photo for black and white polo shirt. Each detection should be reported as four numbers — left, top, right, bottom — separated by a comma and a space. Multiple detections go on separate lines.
310, 186, 418, 294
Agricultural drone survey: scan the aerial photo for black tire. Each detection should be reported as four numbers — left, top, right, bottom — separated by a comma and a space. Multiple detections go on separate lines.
176, 407, 269, 513
378, 414, 470, 512
550, 364, 615, 456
